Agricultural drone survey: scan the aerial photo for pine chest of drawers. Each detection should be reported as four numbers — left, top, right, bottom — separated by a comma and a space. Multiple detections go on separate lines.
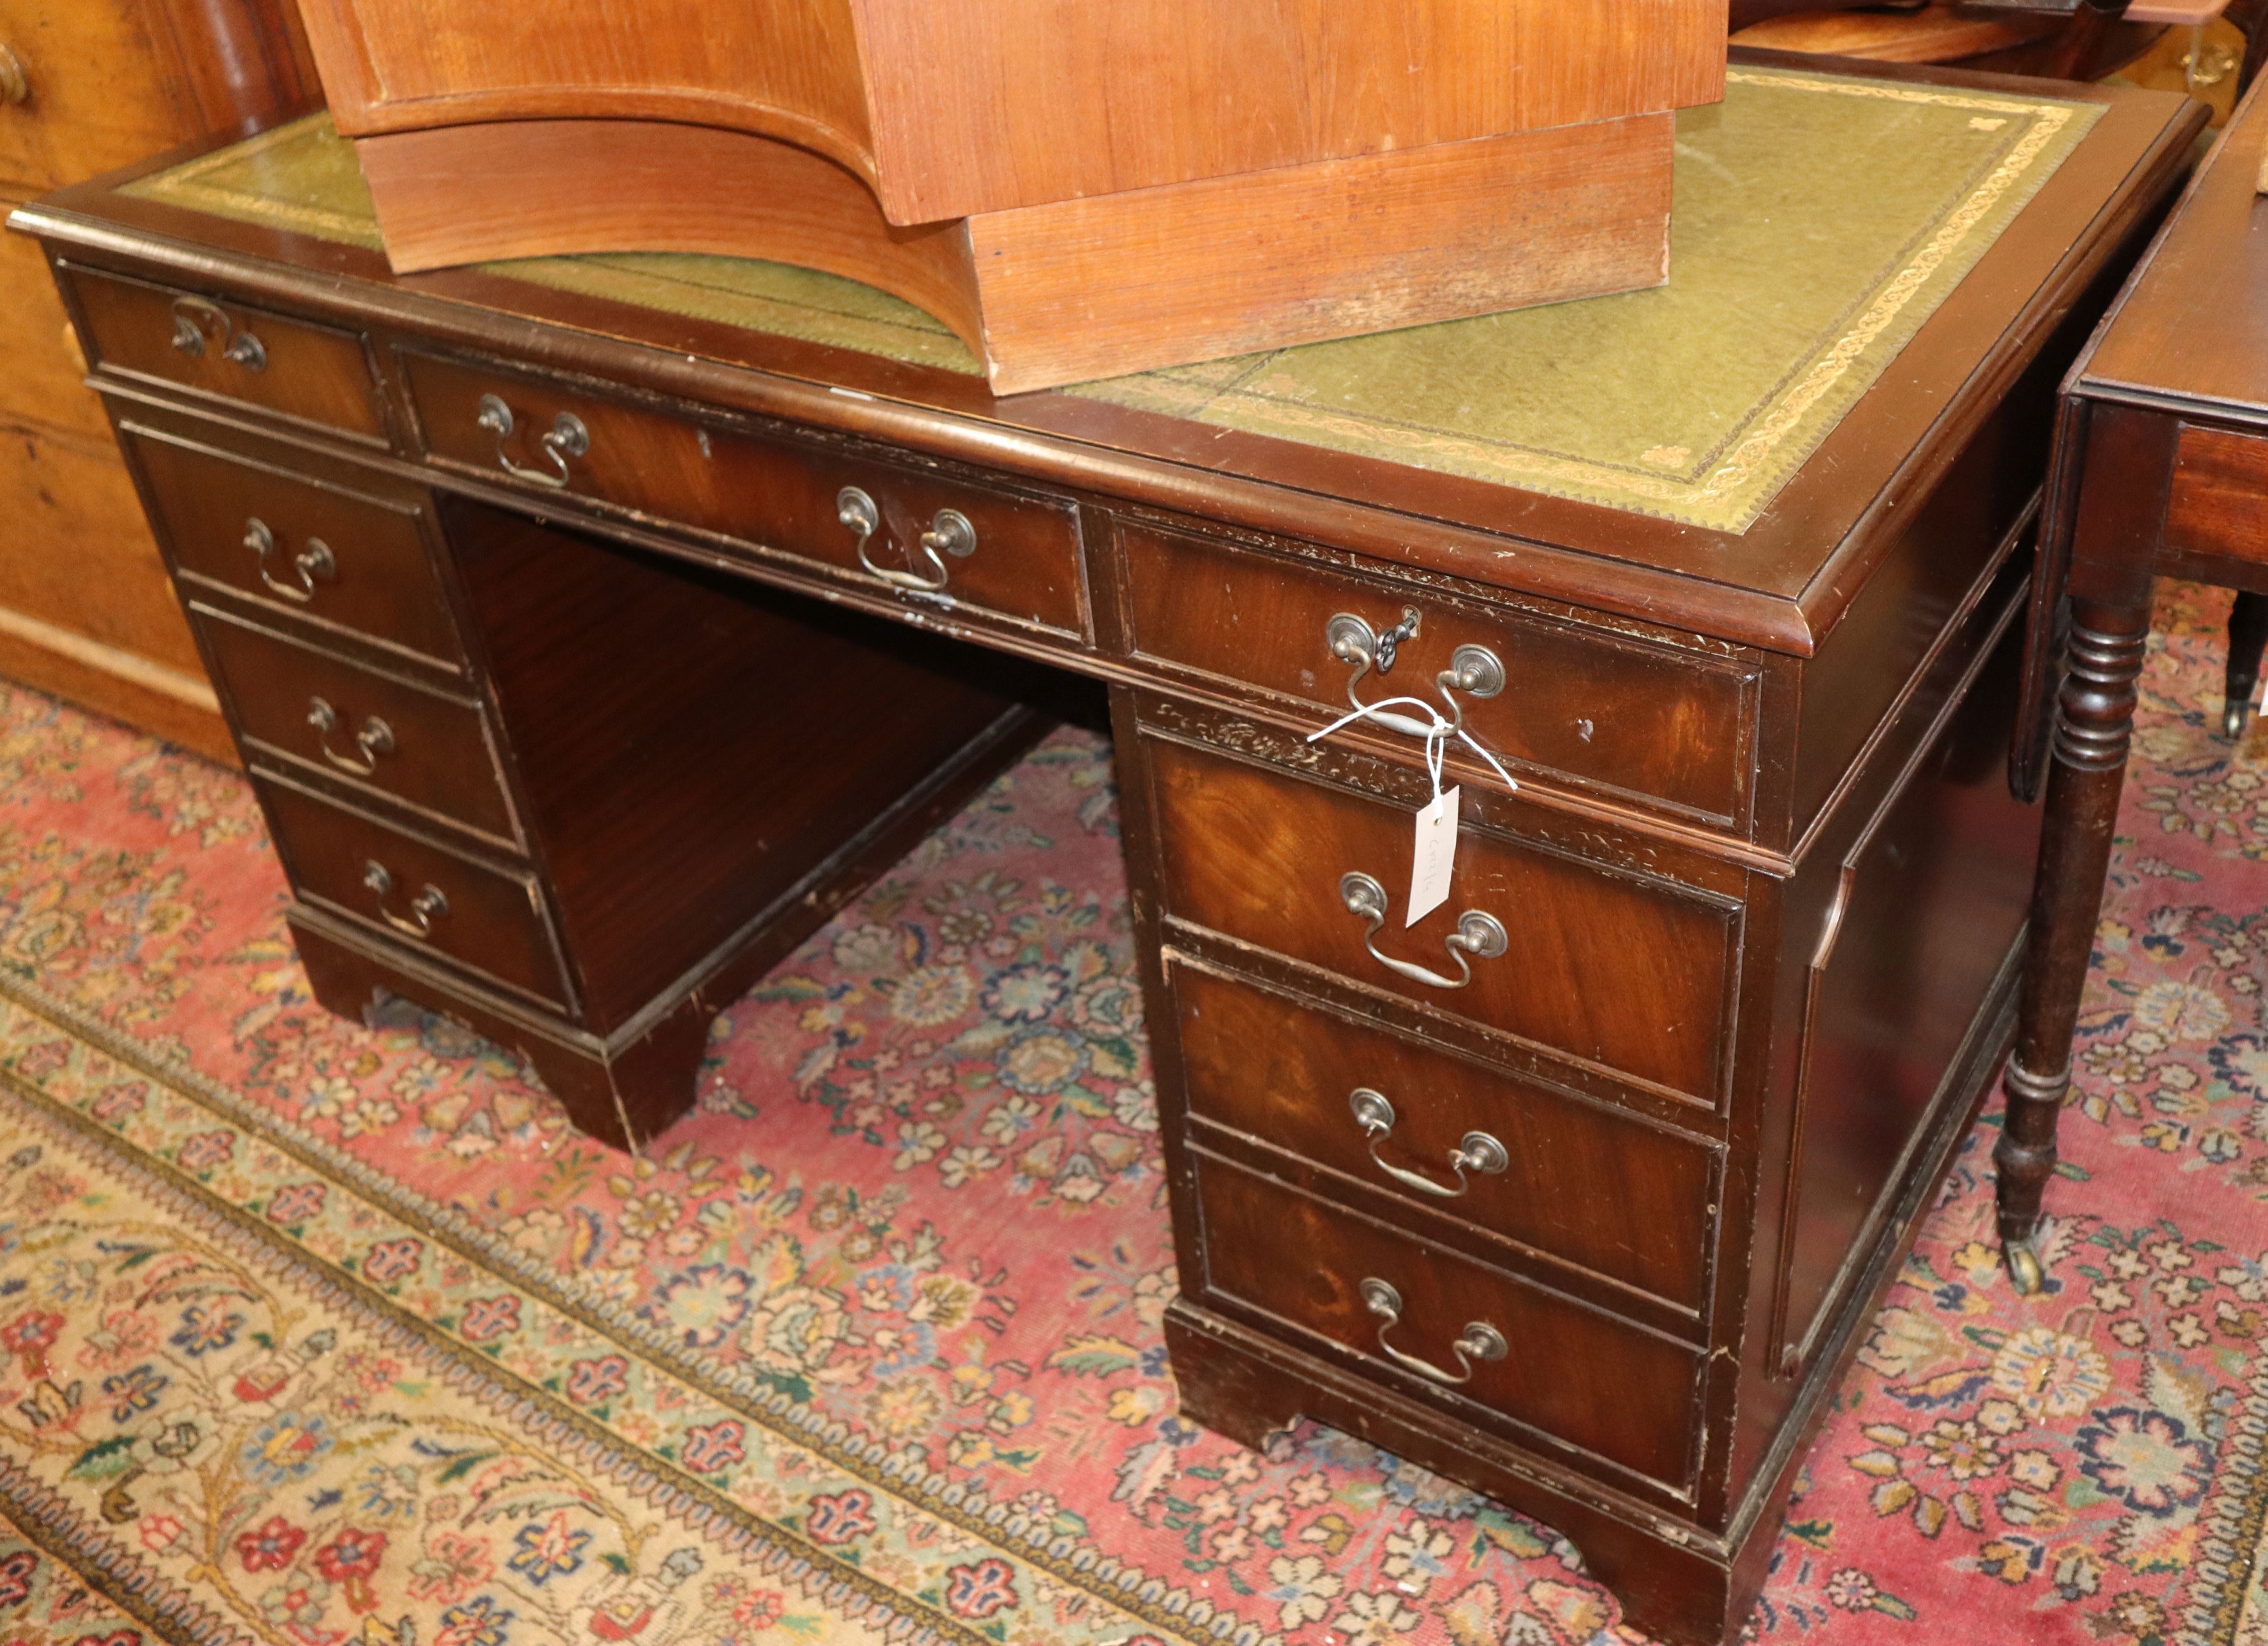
9, 56, 2204, 1644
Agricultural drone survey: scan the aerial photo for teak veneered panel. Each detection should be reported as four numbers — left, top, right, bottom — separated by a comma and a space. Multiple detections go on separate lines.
1147, 738, 1737, 1101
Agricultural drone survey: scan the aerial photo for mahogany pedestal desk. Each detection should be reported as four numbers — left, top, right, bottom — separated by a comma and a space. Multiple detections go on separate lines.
2006, 70, 2268, 1294
9, 55, 2203, 1645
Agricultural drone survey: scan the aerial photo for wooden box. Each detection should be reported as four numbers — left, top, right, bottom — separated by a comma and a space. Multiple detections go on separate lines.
290, 0, 1729, 391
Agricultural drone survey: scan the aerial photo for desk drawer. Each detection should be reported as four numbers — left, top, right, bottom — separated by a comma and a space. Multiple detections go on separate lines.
1149, 738, 1736, 1102
1194, 1149, 1701, 1490
1171, 961, 1716, 1314
1123, 522, 1757, 828
256, 772, 570, 1012
2166, 423, 2268, 566
122, 423, 465, 670
196, 607, 514, 843
402, 352, 1087, 633
70, 268, 387, 439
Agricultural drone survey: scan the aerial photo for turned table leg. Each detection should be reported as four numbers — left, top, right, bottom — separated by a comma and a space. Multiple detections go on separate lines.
1997, 595, 2150, 1292
2224, 591, 2268, 739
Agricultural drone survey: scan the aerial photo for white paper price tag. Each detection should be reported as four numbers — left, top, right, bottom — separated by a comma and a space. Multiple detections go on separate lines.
1407, 785, 1459, 927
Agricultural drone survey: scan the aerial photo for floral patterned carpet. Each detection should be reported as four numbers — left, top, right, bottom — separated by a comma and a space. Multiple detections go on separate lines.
2, 580, 2268, 1646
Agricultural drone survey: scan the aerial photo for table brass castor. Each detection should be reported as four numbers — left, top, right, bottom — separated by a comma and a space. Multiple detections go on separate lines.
2005, 1241, 2045, 1296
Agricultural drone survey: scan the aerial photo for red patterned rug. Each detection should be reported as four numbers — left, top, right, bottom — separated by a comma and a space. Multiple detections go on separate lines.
0, 580, 2265, 1646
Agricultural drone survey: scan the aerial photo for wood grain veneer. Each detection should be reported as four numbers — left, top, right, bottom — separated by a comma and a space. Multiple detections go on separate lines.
358, 109, 1676, 393
7, 65, 2203, 1643
0, 0, 316, 760
298, 0, 1725, 223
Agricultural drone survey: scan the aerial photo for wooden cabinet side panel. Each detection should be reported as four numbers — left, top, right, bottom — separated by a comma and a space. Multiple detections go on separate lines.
294, 0, 877, 181
853, 0, 1726, 222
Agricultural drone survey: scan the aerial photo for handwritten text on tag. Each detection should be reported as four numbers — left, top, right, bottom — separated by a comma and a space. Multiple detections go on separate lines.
1407, 786, 1460, 927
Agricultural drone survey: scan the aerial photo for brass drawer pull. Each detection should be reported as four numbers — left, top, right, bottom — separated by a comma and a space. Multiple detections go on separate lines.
1326, 608, 1504, 734
361, 861, 447, 940
169, 295, 266, 370
0, 43, 29, 105
1358, 1278, 1506, 1387
1339, 871, 1506, 991
837, 485, 977, 593
1347, 1089, 1508, 1199
475, 393, 589, 489
245, 517, 336, 602
307, 697, 395, 777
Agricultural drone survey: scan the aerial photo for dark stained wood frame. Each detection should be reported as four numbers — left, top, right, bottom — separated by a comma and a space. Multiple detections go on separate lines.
4, 55, 2208, 1645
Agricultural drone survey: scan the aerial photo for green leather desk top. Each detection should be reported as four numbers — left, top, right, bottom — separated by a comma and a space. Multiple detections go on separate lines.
128, 66, 2098, 535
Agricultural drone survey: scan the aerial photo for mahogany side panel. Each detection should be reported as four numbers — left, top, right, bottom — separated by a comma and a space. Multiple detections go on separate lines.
1772, 599, 2040, 1371
440, 499, 1030, 1033
2164, 423, 2268, 567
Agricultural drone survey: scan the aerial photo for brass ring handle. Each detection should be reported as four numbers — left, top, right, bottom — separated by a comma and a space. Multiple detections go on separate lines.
1338, 872, 1507, 991
307, 697, 395, 776
169, 296, 266, 370
1326, 610, 1505, 734
1358, 1278, 1507, 1387
0, 44, 28, 105
361, 861, 446, 940
1347, 1089, 1508, 1200
476, 393, 589, 489
837, 486, 977, 592
245, 518, 336, 602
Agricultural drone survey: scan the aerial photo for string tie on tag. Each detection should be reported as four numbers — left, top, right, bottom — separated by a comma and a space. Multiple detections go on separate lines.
1304, 696, 1519, 801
